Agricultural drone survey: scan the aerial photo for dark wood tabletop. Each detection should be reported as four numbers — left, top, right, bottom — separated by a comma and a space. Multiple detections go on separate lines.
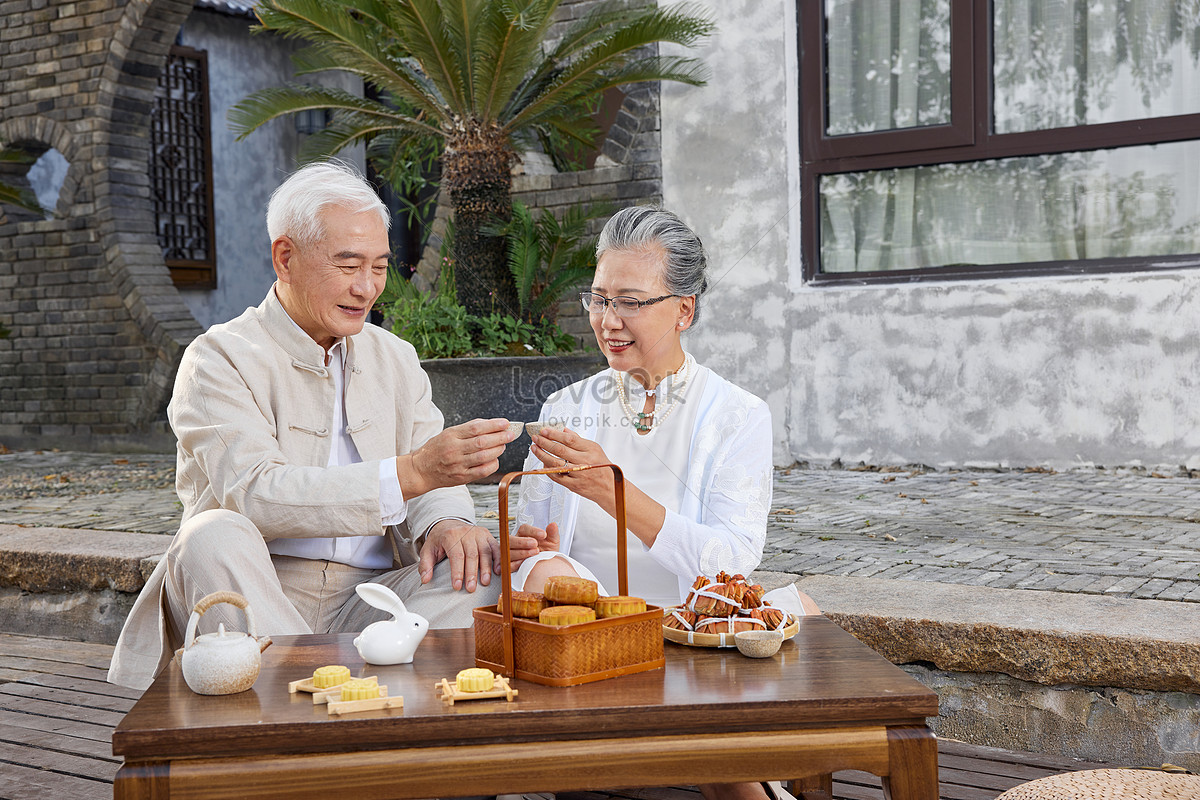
113, 616, 937, 763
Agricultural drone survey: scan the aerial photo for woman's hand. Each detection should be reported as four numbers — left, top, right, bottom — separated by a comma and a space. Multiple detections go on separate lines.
531, 428, 617, 511
507, 522, 560, 573
531, 427, 668, 549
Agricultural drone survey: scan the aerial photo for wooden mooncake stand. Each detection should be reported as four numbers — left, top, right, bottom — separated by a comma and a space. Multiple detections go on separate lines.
435, 676, 518, 706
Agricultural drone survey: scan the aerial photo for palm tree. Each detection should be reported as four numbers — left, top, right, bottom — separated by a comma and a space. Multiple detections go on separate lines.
230, 0, 713, 316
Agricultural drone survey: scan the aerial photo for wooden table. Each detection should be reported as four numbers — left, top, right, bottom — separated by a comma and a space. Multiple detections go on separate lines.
112, 617, 939, 800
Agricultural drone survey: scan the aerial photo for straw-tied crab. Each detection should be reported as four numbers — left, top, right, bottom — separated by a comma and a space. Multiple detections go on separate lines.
663, 572, 793, 634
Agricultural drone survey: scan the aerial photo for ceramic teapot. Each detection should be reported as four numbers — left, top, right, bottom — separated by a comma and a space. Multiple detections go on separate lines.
180, 591, 272, 695
352, 583, 428, 665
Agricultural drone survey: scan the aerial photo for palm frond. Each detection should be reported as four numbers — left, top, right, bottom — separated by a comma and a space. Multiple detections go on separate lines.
477, 0, 557, 120
391, 0, 469, 114
0, 183, 42, 215
288, 44, 342, 76
591, 54, 711, 89
0, 146, 35, 166
535, 112, 602, 150
442, 0, 493, 110
541, 0, 635, 64
297, 108, 437, 162
505, 3, 713, 132
529, 264, 590, 318
254, 0, 449, 118
507, 203, 541, 312
0, 142, 42, 216
377, 263, 422, 308
229, 85, 439, 141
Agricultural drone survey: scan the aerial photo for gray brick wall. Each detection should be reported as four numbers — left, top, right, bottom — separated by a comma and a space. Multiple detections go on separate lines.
0, 0, 199, 450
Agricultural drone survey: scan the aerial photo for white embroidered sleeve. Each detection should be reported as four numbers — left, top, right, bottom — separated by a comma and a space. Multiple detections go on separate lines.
648, 391, 772, 579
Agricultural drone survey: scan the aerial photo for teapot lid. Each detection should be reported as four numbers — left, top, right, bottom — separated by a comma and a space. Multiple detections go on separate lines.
193, 622, 251, 647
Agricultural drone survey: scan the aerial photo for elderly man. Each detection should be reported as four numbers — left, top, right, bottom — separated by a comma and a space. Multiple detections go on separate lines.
109, 161, 510, 689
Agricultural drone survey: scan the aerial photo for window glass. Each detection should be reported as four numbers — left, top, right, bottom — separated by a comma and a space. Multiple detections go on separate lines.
819, 140, 1200, 272
824, 0, 952, 135
994, 1, 1200, 133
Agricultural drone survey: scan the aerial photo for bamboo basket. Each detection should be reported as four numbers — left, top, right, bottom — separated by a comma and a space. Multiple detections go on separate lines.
473, 463, 665, 687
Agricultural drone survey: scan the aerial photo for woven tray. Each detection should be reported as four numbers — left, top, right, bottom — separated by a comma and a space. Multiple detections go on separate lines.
662, 616, 799, 649
473, 463, 666, 687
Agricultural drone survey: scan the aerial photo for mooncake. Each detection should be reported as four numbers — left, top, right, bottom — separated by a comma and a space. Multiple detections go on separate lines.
498, 590, 548, 619
538, 605, 596, 626
594, 595, 647, 618
340, 678, 381, 701
312, 665, 351, 688
455, 668, 495, 693
543, 575, 599, 606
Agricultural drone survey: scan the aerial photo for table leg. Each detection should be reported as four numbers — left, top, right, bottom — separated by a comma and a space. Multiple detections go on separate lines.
881, 726, 938, 800
792, 774, 833, 799
113, 761, 170, 800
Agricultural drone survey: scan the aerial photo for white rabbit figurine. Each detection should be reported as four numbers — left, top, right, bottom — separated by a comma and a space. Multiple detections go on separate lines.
352, 583, 429, 665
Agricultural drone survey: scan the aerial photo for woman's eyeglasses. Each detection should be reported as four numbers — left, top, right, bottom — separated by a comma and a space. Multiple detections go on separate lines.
580, 291, 681, 318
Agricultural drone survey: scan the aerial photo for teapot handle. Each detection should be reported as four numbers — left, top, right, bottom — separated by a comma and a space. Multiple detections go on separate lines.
182, 590, 257, 652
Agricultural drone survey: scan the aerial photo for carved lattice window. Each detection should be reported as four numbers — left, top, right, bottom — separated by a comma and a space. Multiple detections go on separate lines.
151, 45, 217, 289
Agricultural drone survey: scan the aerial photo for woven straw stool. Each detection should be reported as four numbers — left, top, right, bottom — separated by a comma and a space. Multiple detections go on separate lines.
996, 769, 1200, 799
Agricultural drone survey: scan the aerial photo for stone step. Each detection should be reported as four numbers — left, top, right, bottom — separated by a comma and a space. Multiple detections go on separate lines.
0, 523, 167, 644
781, 572, 1200, 694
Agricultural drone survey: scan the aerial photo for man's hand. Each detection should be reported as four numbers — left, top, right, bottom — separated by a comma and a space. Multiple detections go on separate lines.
397, 418, 516, 498
507, 522, 560, 573
418, 519, 501, 592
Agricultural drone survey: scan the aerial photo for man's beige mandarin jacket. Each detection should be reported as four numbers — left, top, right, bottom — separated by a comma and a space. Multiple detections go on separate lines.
108, 287, 473, 687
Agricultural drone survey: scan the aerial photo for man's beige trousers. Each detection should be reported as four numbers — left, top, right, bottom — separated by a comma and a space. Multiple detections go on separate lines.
162, 509, 500, 648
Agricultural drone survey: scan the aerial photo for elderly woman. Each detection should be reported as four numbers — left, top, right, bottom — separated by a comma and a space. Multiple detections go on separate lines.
509, 205, 819, 615
509, 207, 815, 800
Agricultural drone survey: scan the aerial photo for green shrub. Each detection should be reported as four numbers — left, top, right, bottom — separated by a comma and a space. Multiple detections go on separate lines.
379, 260, 577, 360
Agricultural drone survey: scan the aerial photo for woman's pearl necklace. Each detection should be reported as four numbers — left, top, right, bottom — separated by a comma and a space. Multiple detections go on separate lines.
616, 357, 691, 432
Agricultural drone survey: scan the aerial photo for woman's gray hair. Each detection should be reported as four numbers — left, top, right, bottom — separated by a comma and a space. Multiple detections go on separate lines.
596, 205, 710, 327
266, 160, 390, 247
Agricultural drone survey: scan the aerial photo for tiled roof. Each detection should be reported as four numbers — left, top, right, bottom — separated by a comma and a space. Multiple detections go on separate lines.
194, 0, 257, 19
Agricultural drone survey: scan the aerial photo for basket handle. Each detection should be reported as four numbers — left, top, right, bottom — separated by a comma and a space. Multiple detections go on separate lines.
496, 462, 626, 678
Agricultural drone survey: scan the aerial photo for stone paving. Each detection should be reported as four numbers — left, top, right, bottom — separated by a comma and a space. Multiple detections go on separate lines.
2, 450, 1199, 603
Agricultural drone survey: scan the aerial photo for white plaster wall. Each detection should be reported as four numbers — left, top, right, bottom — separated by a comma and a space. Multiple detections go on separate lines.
662, 0, 797, 466
178, 10, 362, 329
662, 1, 1200, 469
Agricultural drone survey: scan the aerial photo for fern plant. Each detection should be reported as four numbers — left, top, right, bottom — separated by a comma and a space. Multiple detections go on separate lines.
486, 200, 611, 323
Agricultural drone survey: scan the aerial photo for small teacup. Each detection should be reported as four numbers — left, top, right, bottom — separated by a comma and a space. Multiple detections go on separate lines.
734, 629, 784, 658
525, 420, 566, 438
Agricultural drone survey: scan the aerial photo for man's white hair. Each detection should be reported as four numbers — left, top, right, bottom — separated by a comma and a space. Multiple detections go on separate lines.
266, 160, 390, 246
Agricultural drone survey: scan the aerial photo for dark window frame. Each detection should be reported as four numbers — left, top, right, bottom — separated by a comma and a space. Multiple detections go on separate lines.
799, 0, 1200, 286
151, 44, 218, 290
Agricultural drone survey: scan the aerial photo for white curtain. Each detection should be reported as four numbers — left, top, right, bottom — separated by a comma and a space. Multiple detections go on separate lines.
820, 0, 1200, 273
